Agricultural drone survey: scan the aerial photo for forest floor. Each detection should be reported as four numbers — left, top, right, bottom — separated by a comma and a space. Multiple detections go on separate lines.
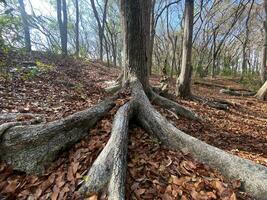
0, 52, 266, 200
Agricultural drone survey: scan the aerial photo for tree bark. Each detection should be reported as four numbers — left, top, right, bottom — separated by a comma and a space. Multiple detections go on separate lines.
18, 0, 31, 52
176, 0, 194, 98
121, 0, 149, 91
90, 0, 108, 61
75, 0, 79, 56
260, 0, 267, 84
57, 0, 68, 55
79, 101, 134, 198
255, 80, 267, 100
0, 97, 116, 174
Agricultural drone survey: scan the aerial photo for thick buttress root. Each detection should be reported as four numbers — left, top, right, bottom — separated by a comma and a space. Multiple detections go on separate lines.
0, 96, 117, 174
1, 80, 267, 199
79, 101, 134, 199
79, 80, 267, 200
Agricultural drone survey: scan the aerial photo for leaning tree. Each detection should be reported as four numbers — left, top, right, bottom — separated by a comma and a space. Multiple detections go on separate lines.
1, 0, 267, 199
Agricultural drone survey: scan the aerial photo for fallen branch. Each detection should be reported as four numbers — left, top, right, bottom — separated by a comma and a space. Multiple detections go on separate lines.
194, 80, 252, 92
191, 95, 230, 110
220, 89, 256, 97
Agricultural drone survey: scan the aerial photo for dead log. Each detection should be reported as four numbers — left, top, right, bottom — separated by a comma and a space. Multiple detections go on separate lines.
220, 89, 256, 96
79, 101, 134, 199
191, 95, 230, 110
0, 97, 116, 174
194, 80, 253, 92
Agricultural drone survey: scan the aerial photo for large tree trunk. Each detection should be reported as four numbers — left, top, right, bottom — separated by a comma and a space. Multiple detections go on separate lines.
121, 0, 149, 90
176, 0, 194, 98
18, 0, 31, 52
255, 80, 267, 100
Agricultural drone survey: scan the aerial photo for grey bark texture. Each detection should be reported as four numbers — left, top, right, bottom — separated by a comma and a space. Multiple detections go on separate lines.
176, 0, 194, 98
18, 0, 31, 52
57, 0, 68, 55
79, 101, 134, 199
255, 80, 267, 100
0, 98, 116, 174
132, 80, 267, 200
260, 0, 267, 83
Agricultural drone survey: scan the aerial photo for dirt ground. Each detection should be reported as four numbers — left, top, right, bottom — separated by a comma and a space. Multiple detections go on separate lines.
1, 52, 266, 200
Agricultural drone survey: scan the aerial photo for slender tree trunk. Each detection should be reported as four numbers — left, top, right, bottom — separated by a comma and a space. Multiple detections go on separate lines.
75, 0, 79, 56
241, 0, 254, 79
148, 0, 155, 75
18, 0, 31, 52
260, 0, 267, 83
62, 0, 67, 55
57, 0, 68, 55
176, 0, 194, 98
211, 31, 217, 78
90, 0, 108, 61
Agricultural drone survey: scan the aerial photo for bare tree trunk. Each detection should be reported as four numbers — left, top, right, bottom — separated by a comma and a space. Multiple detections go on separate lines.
256, 80, 267, 100
18, 0, 31, 52
261, 0, 267, 84
90, 0, 108, 61
176, 0, 194, 98
241, 0, 254, 79
57, 0, 68, 55
211, 30, 217, 78
62, 0, 67, 55
75, 0, 79, 57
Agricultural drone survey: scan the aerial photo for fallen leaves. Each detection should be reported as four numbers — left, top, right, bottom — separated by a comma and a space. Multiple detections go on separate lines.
126, 128, 246, 200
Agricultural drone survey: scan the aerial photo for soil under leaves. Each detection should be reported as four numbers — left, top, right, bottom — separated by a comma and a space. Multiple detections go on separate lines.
1, 52, 266, 200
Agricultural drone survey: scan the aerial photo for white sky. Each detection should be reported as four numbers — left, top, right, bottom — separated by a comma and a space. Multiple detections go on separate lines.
25, 0, 56, 17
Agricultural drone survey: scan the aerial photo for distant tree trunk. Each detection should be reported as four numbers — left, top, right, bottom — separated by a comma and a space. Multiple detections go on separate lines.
241, 0, 254, 79
75, 0, 79, 56
260, 1, 267, 83
18, 0, 31, 52
211, 30, 217, 78
62, 0, 67, 54
256, 80, 267, 100
176, 0, 194, 98
90, 0, 108, 61
57, 0, 68, 55
147, 0, 155, 75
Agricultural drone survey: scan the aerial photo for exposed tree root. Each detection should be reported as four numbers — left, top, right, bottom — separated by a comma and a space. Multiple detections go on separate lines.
148, 90, 200, 120
83, 80, 267, 199
132, 81, 267, 200
79, 101, 134, 199
1, 80, 267, 199
0, 96, 117, 174
0, 112, 44, 122
220, 89, 256, 96
105, 82, 122, 93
